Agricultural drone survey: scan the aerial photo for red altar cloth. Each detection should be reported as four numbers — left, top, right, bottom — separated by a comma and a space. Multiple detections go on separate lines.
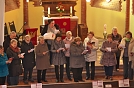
54, 18, 70, 39
25, 28, 38, 45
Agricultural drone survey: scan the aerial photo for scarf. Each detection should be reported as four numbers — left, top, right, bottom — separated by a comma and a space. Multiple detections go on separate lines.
66, 37, 72, 41
10, 45, 20, 53
125, 38, 131, 42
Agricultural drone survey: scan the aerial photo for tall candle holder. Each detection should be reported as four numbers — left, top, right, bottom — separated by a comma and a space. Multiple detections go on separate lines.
70, 13, 73, 17
48, 14, 50, 18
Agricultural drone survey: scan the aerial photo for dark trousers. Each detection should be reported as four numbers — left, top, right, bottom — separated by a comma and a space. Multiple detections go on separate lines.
116, 57, 120, 69
55, 65, 64, 80
23, 68, 33, 81
0, 76, 6, 85
123, 57, 133, 79
37, 69, 47, 82
71, 68, 83, 81
86, 61, 95, 79
104, 66, 114, 76
9, 76, 19, 85
66, 57, 71, 79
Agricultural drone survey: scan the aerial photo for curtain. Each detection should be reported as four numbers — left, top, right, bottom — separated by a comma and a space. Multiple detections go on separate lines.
0, 0, 5, 45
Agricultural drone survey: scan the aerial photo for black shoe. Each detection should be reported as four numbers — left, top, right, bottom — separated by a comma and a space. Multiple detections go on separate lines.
28, 79, 34, 82
86, 77, 90, 80
74, 80, 79, 82
68, 78, 72, 81
79, 79, 85, 82
60, 79, 64, 82
42, 79, 48, 82
38, 81, 42, 83
105, 76, 108, 79
109, 76, 113, 80
56, 80, 59, 83
23, 80, 28, 84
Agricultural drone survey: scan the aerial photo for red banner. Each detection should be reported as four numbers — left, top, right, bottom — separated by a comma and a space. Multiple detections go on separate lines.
54, 18, 70, 39
25, 28, 38, 45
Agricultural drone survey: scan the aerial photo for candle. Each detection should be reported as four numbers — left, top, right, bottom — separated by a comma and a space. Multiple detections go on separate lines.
48, 7, 50, 14
26, 0, 29, 2
70, 6, 72, 14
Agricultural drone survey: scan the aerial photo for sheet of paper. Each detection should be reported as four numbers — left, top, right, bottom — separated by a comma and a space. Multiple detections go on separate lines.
43, 33, 55, 39
31, 84, 36, 88
98, 81, 103, 88
54, 30, 60, 34
21, 53, 25, 56
58, 48, 64, 51
119, 44, 125, 48
123, 79, 129, 87
82, 50, 88, 54
30, 48, 34, 52
92, 81, 98, 88
119, 80, 124, 87
65, 44, 70, 48
105, 84, 112, 88
106, 47, 111, 52
0, 85, 7, 88
37, 83, 42, 88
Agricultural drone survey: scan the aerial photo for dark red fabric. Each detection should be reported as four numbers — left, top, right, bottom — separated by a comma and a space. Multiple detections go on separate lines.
25, 28, 38, 45
54, 18, 70, 39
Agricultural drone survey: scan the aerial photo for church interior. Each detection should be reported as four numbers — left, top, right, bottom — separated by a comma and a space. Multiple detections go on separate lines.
1, 0, 134, 88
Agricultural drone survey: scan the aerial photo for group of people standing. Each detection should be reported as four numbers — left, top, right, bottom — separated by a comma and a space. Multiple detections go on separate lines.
0, 19, 134, 85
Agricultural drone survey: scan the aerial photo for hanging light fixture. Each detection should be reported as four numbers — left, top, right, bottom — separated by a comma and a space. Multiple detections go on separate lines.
86, 0, 91, 2
106, 0, 111, 2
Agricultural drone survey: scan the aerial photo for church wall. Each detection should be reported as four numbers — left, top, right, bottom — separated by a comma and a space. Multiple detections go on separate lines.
86, 1, 126, 38
130, 0, 134, 35
5, 0, 23, 33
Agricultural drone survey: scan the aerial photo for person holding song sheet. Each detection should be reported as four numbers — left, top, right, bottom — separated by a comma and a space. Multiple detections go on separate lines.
63, 31, 74, 81
6, 39, 24, 85
70, 37, 86, 82
0, 45, 11, 85
100, 34, 117, 80
119, 31, 134, 80
21, 35, 36, 84
51, 33, 66, 83
84, 31, 99, 80
41, 19, 60, 65
35, 36, 50, 83
111, 27, 122, 71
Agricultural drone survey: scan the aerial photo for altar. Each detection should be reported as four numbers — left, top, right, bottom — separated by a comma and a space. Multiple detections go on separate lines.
42, 16, 78, 38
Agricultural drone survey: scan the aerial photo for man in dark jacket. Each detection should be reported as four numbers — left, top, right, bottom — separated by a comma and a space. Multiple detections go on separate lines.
3, 31, 20, 53
111, 27, 122, 71
21, 35, 36, 84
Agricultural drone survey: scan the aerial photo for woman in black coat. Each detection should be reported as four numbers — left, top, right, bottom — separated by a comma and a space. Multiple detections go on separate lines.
21, 35, 36, 84
6, 39, 24, 85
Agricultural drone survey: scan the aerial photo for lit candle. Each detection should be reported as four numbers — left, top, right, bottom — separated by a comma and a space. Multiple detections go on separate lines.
26, 0, 29, 2
70, 6, 72, 14
48, 7, 50, 14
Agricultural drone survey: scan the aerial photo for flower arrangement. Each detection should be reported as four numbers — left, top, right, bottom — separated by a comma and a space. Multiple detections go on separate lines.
56, 2, 65, 13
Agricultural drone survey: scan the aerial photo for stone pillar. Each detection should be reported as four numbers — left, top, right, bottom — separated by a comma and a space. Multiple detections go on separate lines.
81, 0, 86, 24
23, 0, 30, 29
0, 0, 5, 45
125, 0, 130, 32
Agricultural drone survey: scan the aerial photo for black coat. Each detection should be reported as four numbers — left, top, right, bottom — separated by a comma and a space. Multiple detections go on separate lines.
21, 40, 35, 69
3, 35, 20, 53
6, 47, 22, 76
